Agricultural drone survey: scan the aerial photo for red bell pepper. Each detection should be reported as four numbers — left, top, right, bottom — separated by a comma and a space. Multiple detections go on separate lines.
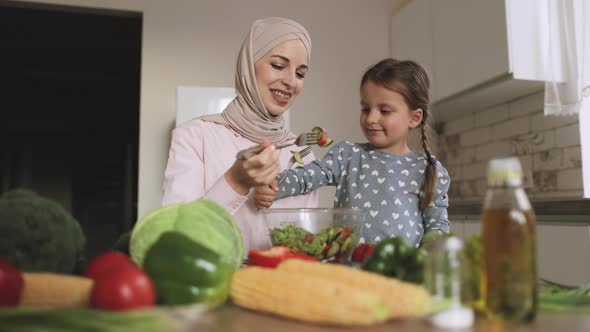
248, 246, 317, 268
351, 243, 376, 263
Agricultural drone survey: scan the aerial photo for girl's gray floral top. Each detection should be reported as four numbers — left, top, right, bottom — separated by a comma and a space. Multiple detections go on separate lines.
276, 141, 450, 247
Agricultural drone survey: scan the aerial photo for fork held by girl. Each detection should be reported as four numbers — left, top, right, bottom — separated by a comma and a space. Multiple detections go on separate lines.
255, 58, 451, 247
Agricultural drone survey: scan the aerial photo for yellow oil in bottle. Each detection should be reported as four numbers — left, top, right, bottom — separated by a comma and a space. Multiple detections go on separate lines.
480, 157, 537, 322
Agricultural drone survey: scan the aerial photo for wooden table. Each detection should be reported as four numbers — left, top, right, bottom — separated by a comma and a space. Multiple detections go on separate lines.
183, 305, 590, 332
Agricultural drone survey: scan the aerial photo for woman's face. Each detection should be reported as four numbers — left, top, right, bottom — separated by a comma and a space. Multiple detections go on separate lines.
254, 39, 308, 116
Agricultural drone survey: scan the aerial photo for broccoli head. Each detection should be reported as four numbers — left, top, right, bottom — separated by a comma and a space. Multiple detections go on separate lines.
0, 189, 86, 274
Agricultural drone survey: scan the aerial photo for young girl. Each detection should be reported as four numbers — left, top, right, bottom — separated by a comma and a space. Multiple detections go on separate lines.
255, 58, 450, 247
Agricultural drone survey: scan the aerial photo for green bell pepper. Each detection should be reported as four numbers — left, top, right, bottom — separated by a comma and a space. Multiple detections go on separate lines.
361, 236, 427, 285
143, 231, 234, 308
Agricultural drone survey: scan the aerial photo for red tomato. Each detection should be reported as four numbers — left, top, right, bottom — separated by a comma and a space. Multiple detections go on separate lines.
351, 243, 376, 263
351, 244, 366, 262
0, 258, 24, 307
364, 243, 376, 259
90, 265, 156, 311
317, 130, 328, 146
84, 251, 135, 280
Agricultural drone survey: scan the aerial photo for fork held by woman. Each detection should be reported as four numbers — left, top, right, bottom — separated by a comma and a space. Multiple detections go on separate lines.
235, 132, 318, 160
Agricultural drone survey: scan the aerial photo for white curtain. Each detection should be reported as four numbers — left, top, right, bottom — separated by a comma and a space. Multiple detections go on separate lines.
544, 0, 590, 116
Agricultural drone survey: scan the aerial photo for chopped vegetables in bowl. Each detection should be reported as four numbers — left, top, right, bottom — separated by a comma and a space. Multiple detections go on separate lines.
261, 208, 366, 263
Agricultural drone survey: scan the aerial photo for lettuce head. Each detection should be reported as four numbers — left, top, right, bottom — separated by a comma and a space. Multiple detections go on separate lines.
130, 199, 243, 270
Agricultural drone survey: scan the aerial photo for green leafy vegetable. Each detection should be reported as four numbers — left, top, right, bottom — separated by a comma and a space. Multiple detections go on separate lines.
539, 280, 590, 312
464, 234, 481, 302
0, 189, 85, 274
0, 308, 176, 332
130, 199, 243, 270
270, 224, 356, 261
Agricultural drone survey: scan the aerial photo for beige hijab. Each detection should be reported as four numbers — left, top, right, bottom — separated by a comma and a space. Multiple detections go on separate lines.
199, 17, 312, 145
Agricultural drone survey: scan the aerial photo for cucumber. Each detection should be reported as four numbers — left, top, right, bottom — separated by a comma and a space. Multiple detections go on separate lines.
311, 126, 324, 136
320, 138, 334, 147
291, 151, 304, 164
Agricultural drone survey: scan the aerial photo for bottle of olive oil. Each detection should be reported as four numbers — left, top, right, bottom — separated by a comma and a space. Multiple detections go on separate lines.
480, 157, 537, 322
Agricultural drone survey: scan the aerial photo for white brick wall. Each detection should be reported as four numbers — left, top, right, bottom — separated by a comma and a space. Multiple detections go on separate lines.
461, 128, 491, 147
445, 115, 475, 135
532, 130, 556, 152
563, 146, 582, 168
462, 162, 487, 181
492, 117, 531, 140
439, 92, 583, 203
531, 112, 579, 130
556, 124, 581, 148
533, 149, 563, 171
520, 155, 534, 173
475, 141, 512, 161
447, 164, 460, 178
476, 104, 509, 127
474, 179, 487, 196
461, 147, 476, 164
458, 181, 474, 197
557, 169, 584, 191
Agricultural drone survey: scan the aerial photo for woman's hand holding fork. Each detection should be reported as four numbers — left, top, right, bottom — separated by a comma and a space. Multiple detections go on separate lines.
225, 139, 281, 195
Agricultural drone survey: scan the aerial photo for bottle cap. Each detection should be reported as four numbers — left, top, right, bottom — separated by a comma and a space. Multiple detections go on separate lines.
444, 236, 464, 253
430, 305, 475, 330
487, 157, 523, 187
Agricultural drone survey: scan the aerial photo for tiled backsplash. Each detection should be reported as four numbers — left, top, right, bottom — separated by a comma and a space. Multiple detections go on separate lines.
436, 91, 582, 203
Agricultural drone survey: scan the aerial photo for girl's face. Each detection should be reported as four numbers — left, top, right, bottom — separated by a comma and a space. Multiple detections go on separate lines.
254, 39, 308, 116
360, 80, 423, 154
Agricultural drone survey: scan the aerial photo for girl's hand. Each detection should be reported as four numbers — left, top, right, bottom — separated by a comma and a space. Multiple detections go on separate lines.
225, 140, 280, 195
254, 180, 278, 209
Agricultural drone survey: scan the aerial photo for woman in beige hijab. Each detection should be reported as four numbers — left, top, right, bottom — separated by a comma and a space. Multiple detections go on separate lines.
162, 17, 319, 252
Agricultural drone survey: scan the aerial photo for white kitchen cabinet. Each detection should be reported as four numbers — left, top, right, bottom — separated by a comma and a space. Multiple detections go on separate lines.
536, 222, 590, 286
430, 0, 509, 102
389, 0, 434, 88
391, 0, 545, 121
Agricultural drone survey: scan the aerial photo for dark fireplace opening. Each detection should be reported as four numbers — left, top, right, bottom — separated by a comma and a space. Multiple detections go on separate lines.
0, 1, 142, 259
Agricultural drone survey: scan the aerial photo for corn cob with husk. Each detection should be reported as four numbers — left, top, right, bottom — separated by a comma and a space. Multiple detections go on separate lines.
230, 266, 389, 326
278, 260, 432, 319
20, 273, 93, 308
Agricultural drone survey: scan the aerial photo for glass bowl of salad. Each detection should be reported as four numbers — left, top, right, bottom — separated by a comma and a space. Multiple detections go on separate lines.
260, 208, 367, 263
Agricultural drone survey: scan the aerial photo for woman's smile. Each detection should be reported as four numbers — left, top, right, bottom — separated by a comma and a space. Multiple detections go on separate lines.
270, 88, 291, 105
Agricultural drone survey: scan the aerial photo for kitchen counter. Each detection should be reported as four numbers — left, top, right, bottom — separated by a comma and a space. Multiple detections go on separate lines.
184, 305, 590, 332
